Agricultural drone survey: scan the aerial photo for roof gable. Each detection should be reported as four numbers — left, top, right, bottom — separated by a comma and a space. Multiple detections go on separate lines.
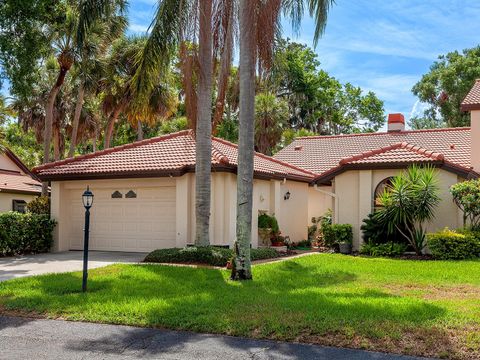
33, 131, 315, 182
461, 79, 480, 111
274, 127, 472, 178
0, 148, 42, 194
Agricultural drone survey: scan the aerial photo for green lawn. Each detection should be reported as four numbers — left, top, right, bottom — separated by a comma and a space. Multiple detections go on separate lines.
1, 254, 479, 359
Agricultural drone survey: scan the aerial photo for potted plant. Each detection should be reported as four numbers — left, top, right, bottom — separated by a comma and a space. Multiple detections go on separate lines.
338, 239, 352, 254
258, 213, 273, 246
271, 234, 285, 247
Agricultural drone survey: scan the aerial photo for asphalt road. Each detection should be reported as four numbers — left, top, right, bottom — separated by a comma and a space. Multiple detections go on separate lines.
0, 315, 432, 360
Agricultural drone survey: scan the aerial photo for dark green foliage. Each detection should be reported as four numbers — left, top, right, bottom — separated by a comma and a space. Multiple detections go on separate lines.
26, 196, 50, 215
0, 212, 56, 256
144, 246, 280, 267
257, 213, 279, 234
427, 228, 480, 260
322, 224, 353, 247
360, 243, 407, 257
450, 179, 480, 230
361, 212, 409, 246
294, 239, 312, 248
412, 46, 480, 128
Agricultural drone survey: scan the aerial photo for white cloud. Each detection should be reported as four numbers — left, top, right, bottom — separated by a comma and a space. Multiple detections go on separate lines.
128, 23, 149, 34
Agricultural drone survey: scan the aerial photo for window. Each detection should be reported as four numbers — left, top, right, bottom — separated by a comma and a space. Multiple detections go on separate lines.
12, 200, 27, 213
374, 177, 394, 209
125, 190, 137, 198
111, 191, 122, 199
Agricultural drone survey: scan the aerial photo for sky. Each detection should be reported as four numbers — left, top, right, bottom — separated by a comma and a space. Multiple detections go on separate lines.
127, 0, 480, 125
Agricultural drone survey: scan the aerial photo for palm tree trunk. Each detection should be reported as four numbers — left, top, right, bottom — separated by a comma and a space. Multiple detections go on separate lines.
194, 0, 213, 247
212, 1, 234, 135
92, 125, 98, 152
137, 120, 144, 141
104, 106, 122, 148
42, 66, 68, 195
53, 125, 61, 161
68, 83, 85, 158
231, 1, 255, 280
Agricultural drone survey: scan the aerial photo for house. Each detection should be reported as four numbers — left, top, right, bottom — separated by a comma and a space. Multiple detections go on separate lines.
33, 80, 480, 253
0, 148, 42, 213
33, 133, 316, 252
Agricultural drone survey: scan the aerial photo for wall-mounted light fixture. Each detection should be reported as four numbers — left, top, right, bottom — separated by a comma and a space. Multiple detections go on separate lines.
284, 191, 291, 200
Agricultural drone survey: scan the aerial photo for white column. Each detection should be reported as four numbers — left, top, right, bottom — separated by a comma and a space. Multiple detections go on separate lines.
357, 170, 373, 250
175, 175, 190, 247
50, 181, 69, 252
471, 110, 480, 173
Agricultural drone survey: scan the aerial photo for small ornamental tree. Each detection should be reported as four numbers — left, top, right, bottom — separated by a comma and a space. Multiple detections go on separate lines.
376, 165, 440, 255
450, 179, 480, 230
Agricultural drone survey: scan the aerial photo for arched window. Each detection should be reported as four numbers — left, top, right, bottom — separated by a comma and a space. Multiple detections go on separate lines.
374, 177, 394, 209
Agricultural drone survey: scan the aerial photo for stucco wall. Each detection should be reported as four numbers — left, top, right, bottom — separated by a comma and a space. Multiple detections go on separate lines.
308, 186, 334, 224
334, 168, 463, 250
0, 193, 37, 213
0, 154, 22, 173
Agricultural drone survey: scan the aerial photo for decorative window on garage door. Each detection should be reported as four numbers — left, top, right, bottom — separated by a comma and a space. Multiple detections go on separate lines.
125, 190, 137, 198
111, 191, 122, 198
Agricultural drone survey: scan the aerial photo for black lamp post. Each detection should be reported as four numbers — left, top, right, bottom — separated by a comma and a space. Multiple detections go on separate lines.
82, 186, 94, 292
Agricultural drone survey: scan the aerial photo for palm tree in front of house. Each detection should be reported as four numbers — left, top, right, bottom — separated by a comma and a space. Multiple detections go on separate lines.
231, 0, 335, 280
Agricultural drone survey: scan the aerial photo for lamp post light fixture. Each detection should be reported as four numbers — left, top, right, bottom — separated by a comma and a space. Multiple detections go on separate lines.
284, 191, 291, 200
82, 186, 94, 292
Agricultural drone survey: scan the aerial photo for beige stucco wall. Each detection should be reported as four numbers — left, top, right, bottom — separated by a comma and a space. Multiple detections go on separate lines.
0, 154, 22, 173
334, 168, 463, 251
50, 173, 311, 252
308, 186, 334, 224
0, 193, 37, 213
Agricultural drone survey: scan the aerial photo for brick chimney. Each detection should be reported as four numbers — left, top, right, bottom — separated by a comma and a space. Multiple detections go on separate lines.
387, 113, 405, 132
461, 79, 480, 173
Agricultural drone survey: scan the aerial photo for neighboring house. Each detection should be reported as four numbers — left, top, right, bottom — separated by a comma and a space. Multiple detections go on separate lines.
0, 148, 42, 213
33, 80, 480, 253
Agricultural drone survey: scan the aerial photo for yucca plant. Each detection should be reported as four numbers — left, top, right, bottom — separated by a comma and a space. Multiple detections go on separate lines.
376, 165, 440, 255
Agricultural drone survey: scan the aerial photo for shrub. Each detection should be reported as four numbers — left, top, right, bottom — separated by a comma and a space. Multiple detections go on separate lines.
322, 224, 353, 248
258, 213, 280, 234
0, 212, 56, 256
450, 179, 480, 230
361, 212, 409, 246
293, 239, 311, 248
26, 196, 50, 215
427, 228, 480, 260
376, 165, 440, 255
144, 246, 280, 266
360, 242, 407, 257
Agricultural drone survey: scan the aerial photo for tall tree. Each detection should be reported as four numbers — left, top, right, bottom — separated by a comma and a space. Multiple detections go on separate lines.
254, 92, 288, 155
195, 0, 214, 246
412, 46, 480, 128
231, 0, 335, 280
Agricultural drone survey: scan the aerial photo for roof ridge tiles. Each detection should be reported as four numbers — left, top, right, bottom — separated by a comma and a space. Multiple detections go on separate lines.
212, 136, 317, 177
33, 130, 193, 172
294, 127, 471, 141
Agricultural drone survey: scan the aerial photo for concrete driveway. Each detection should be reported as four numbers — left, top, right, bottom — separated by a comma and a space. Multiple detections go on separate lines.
0, 251, 146, 282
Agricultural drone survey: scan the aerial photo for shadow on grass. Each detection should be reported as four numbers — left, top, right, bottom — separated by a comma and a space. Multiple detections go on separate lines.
0, 262, 453, 357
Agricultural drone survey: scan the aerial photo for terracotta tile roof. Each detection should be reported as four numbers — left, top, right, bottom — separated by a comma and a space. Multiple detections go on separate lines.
274, 127, 472, 178
461, 79, 480, 111
33, 130, 315, 182
339, 142, 444, 165
0, 170, 42, 194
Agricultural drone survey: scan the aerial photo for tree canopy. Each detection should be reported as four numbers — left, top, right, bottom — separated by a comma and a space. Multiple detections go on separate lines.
412, 46, 480, 128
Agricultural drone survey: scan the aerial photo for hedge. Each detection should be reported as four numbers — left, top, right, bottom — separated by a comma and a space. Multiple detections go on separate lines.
360, 242, 407, 257
0, 212, 56, 256
144, 246, 280, 266
427, 228, 480, 260
322, 224, 353, 248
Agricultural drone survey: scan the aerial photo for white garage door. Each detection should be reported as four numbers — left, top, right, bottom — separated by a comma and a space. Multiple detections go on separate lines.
67, 185, 176, 252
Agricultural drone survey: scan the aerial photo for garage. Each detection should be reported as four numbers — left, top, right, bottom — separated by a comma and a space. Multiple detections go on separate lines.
66, 181, 176, 252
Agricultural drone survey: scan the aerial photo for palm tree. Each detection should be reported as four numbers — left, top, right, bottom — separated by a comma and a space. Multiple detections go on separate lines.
254, 92, 289, 155
68, 11, 127, 157
377, 165, 440, 255
102, 36, 177, 148
231, 0, 335, 280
